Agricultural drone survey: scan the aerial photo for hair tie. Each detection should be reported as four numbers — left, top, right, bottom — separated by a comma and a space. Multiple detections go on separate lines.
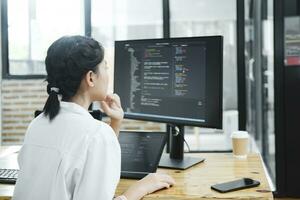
50, 87, 60, 93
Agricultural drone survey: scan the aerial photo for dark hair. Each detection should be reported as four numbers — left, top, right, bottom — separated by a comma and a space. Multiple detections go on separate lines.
43, 35, 104, 121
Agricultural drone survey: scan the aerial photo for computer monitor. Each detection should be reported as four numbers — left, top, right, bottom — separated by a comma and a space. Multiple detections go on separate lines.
114, 36, 223, 169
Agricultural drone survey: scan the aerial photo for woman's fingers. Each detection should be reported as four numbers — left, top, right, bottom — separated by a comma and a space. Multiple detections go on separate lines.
149, 173, 175, 192
100, 101, 110, 113
105, 93, 121, 107
101, 94, 119, 110
158, 182, 170, 189
100, 93, 124, 121
159, 174, 176, 186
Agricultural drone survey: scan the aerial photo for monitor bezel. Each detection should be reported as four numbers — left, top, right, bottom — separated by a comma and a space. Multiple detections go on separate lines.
114, 36, 223, 129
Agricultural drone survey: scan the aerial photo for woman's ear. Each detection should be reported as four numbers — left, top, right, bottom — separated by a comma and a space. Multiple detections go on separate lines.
85, 70, 95, 88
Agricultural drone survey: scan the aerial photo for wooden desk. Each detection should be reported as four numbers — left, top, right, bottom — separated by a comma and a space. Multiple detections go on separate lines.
116, 153, 273, 199
0, 146, 273, 200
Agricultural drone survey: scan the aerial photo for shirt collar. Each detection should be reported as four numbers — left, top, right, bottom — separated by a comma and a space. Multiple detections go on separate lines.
60, 101, 93, 118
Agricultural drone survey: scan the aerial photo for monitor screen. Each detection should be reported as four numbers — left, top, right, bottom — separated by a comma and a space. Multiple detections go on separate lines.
114, 36, 223, 128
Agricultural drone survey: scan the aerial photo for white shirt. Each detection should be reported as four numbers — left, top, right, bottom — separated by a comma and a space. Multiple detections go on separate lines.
13, 101, 121, 200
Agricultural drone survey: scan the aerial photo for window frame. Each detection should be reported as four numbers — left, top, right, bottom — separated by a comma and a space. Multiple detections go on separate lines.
0, 0, 92, 79
0, 0, 170, 79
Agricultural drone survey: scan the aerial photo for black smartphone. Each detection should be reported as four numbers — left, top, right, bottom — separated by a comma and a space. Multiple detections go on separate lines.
211, 178, 260, 193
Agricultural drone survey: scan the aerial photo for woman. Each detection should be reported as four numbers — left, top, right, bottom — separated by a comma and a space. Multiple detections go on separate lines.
12, 36, 175, 200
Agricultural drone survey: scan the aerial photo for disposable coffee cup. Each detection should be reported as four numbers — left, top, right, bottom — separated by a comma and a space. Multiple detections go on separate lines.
231, 131, 249, 159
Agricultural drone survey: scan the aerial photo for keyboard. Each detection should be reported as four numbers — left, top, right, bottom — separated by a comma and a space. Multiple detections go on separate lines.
0, 169, 18, 184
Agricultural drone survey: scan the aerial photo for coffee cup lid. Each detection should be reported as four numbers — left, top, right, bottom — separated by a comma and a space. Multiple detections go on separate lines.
231, 131, 249, 138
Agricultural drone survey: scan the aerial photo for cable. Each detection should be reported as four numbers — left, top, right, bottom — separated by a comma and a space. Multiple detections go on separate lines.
183, 137, 191, 153
167, 124, 191, 153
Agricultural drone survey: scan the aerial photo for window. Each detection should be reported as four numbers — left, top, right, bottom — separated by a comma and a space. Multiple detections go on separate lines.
91, 0, 163, 92
169, 0, 238, 151
92, 0, 163, 45
170, 0, 237, 112
1, 0, 242, 152
244, 0, 275, 182
3, 0, 85, 77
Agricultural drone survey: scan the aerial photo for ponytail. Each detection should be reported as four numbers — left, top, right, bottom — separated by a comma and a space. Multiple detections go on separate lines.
43, 86, 60, 121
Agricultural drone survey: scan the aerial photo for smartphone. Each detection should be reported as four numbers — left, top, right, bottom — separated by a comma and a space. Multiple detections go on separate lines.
211, 178, 260, 193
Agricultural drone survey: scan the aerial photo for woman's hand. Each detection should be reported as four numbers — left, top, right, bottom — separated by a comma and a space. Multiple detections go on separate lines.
123, 173, 175, 200
100, 93, 124, 121
100, 93, 124, 135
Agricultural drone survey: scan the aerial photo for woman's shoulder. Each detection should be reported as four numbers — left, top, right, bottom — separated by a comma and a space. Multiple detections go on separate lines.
90, 120, 115, 137
93, 120, 113, 131
88, 120, 119, 145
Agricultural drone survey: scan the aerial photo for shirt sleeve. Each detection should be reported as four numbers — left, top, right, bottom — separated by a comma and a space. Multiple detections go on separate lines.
73, 124, 121, 200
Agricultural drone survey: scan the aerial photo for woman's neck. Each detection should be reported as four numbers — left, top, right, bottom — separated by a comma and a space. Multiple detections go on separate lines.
69, 93, 92, 110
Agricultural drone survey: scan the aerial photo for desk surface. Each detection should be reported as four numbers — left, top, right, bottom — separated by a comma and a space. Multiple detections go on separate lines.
116, 153, 273, 199
0, 146, 273, 200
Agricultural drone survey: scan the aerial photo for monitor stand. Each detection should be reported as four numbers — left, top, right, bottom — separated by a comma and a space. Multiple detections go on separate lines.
159, 124, 205, 170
